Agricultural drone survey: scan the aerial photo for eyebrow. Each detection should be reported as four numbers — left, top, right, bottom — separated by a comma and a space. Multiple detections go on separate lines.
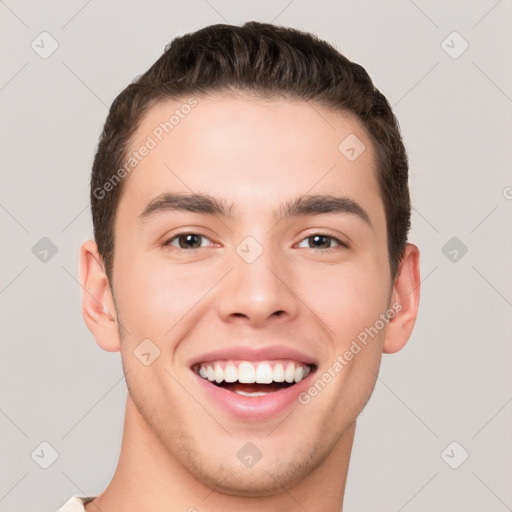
138, 192, 372, 227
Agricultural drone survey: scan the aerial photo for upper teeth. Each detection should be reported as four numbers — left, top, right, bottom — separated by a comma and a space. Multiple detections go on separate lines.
196, 361, 312, 384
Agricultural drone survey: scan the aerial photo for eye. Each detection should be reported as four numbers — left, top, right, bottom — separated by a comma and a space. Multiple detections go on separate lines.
163, 232, 213, 250
296, 233, 348, 251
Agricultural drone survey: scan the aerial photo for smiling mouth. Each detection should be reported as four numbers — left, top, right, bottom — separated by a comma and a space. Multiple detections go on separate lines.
192, 360, 317, 396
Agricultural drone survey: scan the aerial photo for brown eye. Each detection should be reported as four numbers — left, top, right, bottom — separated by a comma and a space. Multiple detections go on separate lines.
297, 234, 348, 251
164, 233, 210, 250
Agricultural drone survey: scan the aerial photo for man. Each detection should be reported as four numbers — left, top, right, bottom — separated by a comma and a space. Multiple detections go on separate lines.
58, 20, 420, 511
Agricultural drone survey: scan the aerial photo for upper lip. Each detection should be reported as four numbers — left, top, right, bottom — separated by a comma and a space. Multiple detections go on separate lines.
189, 344, 318, 367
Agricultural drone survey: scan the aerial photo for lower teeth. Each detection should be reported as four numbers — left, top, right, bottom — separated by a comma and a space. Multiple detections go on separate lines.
234, 390, 269, 397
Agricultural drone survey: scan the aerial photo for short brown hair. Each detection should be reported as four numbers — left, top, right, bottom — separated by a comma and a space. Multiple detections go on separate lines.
91, 21, 410, 284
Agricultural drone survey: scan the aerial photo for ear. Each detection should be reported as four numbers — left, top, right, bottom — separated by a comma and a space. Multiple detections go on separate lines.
79, 239, 121, 352
383, 243, 421, 354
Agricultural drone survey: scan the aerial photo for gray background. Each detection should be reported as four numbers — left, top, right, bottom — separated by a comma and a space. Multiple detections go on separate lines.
1, 1, 511, 511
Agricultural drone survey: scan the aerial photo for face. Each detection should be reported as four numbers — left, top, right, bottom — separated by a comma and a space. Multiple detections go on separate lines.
103, 94, 400, 494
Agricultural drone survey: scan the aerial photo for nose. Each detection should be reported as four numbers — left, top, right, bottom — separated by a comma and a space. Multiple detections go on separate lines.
216, 241, 300, 328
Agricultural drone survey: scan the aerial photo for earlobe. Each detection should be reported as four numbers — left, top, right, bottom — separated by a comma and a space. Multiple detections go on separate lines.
382, 243, 421, 354
79, 240, 121, 352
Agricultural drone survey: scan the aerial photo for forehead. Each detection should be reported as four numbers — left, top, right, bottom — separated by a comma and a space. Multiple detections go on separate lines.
117, 94, 384, 226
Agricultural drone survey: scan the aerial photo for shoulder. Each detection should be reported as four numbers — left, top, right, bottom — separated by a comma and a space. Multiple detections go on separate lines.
55, 495, 96, 512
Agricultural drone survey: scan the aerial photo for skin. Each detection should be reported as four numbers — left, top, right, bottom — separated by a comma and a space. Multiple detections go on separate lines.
80, 94, 420, 512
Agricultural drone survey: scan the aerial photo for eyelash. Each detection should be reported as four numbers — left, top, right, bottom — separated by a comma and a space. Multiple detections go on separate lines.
162, 232, 349, 252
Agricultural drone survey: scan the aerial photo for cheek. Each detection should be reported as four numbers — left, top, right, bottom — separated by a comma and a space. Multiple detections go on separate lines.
294, 259, 390, 340
112, 248, 168, 336
112, 248, 215, 337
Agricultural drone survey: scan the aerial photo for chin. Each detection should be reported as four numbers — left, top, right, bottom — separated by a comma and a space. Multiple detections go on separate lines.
182, 440, 326, 498
190, 460, 303, 497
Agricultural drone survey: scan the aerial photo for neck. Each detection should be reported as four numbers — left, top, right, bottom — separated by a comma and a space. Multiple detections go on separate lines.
86, 395, 354, 512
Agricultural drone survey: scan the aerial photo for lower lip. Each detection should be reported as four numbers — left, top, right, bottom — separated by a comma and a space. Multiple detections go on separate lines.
192, 370, 316, 421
